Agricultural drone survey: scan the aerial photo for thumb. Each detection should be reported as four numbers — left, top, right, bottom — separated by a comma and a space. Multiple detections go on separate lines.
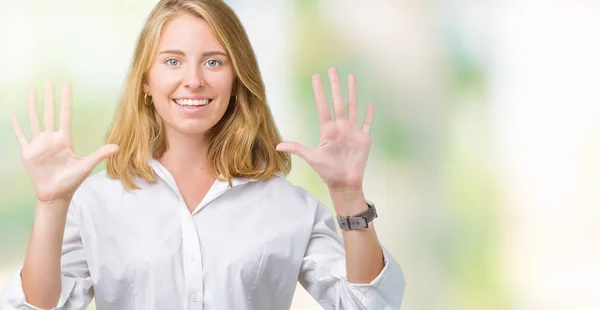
276, 141, 311, 160
83, 144, 120, 169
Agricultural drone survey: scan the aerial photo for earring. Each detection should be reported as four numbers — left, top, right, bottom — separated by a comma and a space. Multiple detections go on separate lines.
144, 93, 152, 106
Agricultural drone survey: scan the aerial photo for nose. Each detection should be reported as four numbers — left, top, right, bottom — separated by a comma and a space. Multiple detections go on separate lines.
183, 65, 204, 89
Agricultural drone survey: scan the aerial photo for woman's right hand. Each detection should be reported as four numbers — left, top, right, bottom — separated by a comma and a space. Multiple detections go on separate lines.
10, 80, 119, 205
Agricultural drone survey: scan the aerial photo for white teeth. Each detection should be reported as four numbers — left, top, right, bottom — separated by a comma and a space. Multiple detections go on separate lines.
175, 99, 210, 106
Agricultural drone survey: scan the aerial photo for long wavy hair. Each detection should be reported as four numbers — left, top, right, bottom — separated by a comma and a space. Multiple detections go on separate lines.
105, 0, 291, 190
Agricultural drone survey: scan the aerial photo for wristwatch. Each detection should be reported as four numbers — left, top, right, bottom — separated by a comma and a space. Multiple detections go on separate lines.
336, 201, 378, 230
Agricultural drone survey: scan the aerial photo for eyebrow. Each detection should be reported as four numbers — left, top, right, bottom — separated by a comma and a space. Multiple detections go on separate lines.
158, 49, 228, 58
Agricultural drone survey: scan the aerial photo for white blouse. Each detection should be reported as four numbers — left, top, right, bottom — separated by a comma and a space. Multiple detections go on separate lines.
0, 159, 405, 309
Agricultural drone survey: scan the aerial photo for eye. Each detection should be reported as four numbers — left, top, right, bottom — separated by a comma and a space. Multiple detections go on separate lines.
205, 59, 221, 67
165, 57, 180, 67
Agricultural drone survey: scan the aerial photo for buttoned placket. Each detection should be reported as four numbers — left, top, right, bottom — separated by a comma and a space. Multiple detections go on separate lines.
180, 180, 231, 309
150, 160, 232, 309
180, 207, 204, 309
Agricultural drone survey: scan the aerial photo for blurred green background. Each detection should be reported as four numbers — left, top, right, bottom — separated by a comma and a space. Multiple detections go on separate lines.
2, 1, 600, 310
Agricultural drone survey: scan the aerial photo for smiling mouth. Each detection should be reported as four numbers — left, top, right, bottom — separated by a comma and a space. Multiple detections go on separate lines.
172, 98, 213, 107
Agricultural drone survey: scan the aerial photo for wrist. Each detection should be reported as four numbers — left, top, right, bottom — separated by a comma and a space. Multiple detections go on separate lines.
36, 195, 72, 207
32, 201, 70, 236
35, 198, 71, 215
329, 187, 368, 216
328, 186, 363, 200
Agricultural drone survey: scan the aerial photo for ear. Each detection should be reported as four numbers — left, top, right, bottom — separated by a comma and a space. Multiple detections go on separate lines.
142, 75, 151, 95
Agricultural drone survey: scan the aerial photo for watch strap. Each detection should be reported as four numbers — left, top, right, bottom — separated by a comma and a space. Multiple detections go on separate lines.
336, 201, 378, 230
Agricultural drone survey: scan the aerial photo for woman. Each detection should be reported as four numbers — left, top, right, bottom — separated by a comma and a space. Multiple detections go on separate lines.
1, 0, 405, 309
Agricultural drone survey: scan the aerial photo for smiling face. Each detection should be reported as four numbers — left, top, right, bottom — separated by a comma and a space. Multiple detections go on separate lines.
143, 12, 235, 140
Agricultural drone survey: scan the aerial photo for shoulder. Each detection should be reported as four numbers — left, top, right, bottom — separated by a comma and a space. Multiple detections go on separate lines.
232, 175, 328, 223
251, 176, 338, 231
78, 169, 125, 192
71, 169, 132, 205
253, 175, 321, 206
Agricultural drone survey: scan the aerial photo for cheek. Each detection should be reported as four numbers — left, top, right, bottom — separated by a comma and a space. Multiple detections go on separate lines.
208, 71, 235, 96
148, 66, 180, 95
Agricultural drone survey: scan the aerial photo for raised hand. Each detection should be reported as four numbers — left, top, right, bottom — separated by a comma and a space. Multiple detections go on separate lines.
10, 80, 119, 204
276, 68, 374, 192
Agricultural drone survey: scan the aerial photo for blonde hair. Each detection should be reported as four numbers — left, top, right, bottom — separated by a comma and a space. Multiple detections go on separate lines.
106, 0, 291, 190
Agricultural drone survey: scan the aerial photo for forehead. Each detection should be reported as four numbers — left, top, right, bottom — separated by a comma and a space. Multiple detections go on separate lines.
158, 12, 225, 53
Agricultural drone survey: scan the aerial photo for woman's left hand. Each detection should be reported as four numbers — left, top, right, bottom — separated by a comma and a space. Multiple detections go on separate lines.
276, 68, 374, 193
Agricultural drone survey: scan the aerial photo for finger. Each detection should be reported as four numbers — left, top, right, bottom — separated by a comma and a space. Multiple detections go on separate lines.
44, 79, 55, 131
276, 141, 311, 160
348, 74, 358, 124
59, 83, 72, 133
10, 115, 29, 148
83, 144, 119, 170
27, 89, 41, 136
328, 67, 345, 120
361, 103, 374, 133
312, 74, 331, 125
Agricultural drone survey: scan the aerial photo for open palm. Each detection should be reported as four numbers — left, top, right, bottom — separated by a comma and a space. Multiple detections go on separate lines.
10, 81, 119, 203
277, 68, 374, 191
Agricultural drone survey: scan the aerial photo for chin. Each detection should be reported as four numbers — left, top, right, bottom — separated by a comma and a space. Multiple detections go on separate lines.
179, 115, 225, 132
176, 124, 214, 136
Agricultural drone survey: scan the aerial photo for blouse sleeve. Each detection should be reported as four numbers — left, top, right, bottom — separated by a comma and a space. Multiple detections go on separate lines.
298, 201, 406, 309
0, 197, 94, 310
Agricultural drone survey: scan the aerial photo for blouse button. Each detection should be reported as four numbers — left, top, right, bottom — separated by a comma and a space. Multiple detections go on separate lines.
191, 292, 200, 303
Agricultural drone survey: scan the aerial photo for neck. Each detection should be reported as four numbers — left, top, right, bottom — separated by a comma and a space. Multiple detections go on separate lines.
158, 130, 210, 175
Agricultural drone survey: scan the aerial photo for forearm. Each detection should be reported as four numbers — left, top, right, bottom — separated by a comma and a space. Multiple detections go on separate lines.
21, 200, 70, 309
330, 189, 384, 284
